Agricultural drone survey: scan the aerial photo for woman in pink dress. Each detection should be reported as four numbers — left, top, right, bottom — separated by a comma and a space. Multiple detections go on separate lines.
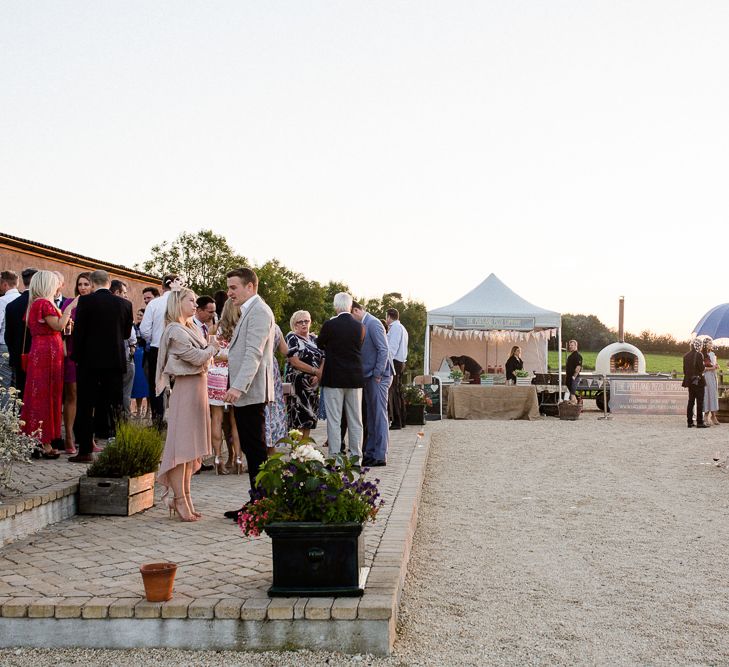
60, 272, 92, 454
21, 271, 78, 457
156, 287, 219, 522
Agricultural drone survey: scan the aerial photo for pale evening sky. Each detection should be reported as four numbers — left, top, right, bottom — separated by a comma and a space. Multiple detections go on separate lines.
2, 1, 728, 339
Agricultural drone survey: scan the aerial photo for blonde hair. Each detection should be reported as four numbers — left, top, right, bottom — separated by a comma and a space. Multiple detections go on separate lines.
165, 288, 196, 327
510, 346, 521, 357
290, 310, 311, 331
29, 270, 59, 303
217, 298, 241, 340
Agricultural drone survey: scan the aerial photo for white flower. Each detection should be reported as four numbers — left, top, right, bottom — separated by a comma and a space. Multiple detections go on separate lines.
290, 444, 325, 464
288, 428, 304, 441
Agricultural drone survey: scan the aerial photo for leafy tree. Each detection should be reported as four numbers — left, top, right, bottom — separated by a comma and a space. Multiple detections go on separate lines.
560, 314, 614, 351
137, 229, 248, 295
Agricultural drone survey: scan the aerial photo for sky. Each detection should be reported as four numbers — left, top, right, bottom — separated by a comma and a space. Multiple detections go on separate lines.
2, 1, 728, 339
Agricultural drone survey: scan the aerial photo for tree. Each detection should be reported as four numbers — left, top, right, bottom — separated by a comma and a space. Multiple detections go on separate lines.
560, 314, 614, 351
137, 229, 248, 295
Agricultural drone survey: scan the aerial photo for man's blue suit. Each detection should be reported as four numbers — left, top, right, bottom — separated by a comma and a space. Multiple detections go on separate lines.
360, 312, 394, 462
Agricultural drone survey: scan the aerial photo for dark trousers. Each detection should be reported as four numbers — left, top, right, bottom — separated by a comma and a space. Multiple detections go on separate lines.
10, 365, 26, 400
75, 365, 123, 455
234, 402, 268, 490
687, 384, 705, 425
146, 347, 166, 424
388, 360, 406, 428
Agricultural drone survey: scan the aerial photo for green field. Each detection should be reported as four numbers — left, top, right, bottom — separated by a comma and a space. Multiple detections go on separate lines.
547, 351, 695, 374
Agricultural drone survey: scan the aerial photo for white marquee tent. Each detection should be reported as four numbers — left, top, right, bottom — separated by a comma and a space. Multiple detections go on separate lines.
426, 274, 562, 389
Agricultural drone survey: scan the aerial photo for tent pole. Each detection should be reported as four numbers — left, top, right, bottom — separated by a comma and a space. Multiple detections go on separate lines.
424, 325, 430, 375
557, 327, 562, 398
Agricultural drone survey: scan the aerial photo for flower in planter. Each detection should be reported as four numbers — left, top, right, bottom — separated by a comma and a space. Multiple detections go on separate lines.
402, 385, 432, 407
514, 369, 530, 378
238, 434, 383, 537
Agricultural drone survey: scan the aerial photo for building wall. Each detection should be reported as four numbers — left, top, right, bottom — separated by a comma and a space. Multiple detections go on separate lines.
0, 245, 159, 313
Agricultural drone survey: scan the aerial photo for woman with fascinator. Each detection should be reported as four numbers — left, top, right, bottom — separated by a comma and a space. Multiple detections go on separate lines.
702, 337, 720, 426
155, 285, 219, 521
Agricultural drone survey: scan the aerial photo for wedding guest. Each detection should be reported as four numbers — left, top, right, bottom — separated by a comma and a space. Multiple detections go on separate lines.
139, 274, 178, 425
449, 355, 483, 385
70, 270, 133, 463
265, 324, 288, 455
505, 346, 524, 385
285, 310, 324, 440
703, 337, 720, 426
156, 287, 219, 521
352, 301, 393, 467
52, 271, 66, 310
0, 271, 21, 389
318, 292, 365, 459
131, 307, 149, 418
4, 268, 39, 396
208, 298, 244, 475
192, 295, 216, 338
386, 308, 408, 430
111, 279, 137, 417
682, 338, 708, 428
142, 286, 160, 305
59, 272, 92, 454
20, 271, 77, 457
222, 267, 275, 520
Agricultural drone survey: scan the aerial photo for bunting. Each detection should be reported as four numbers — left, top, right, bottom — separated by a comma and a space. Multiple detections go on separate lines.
431, 327, 556, 342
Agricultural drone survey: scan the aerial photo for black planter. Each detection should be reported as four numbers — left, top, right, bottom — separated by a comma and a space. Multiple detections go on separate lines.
405, 404, 426, 425
264, 521, 365, 597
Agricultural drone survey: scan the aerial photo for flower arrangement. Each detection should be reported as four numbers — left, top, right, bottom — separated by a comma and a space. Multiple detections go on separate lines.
239, 430, 383, 537
514, 369, 530, 378
402, 384, 433, 407
449, 368, 464, 382
0, 386, 40, 488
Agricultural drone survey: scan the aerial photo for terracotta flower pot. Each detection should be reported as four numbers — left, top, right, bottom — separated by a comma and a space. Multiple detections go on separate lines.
140, 562, 177, 602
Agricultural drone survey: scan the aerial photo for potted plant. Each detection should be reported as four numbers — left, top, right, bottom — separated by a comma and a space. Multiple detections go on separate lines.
238, 430, 383, 597
79, 420, 164, 516
0, 387, 38, 490
514, 369, 532, 386
402, 385, 432, 425
450, 368, 464, 384
480, 373, 494, 385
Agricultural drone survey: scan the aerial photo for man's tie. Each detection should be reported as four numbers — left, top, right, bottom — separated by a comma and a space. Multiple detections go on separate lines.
202, 323, 208, 338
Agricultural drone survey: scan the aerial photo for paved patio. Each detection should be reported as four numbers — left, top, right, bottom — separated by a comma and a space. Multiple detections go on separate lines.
0, 423, 431, 654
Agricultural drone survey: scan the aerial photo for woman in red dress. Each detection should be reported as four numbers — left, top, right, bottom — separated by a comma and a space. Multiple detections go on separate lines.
20, 271, 77, 457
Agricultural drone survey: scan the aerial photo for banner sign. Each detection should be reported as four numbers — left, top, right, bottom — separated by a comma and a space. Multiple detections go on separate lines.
608, 379, 685, 415
452, 316, 535, 331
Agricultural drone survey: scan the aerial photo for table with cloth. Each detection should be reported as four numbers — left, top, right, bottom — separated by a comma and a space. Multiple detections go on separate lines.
446, 384, 540, 420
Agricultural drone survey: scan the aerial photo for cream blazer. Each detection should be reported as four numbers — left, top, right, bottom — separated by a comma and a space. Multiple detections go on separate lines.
227, 296, 275, 406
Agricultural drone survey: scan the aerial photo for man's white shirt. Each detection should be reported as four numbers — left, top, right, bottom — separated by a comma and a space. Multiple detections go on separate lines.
387, 320, 408, 363
139, 292, 170, 348
0, 288, 21, 345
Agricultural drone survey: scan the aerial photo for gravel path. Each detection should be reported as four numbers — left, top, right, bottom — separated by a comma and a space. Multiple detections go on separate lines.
4, 414, 729, 665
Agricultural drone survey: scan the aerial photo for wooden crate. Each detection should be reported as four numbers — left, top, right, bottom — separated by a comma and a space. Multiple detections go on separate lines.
78, 472, 156, 516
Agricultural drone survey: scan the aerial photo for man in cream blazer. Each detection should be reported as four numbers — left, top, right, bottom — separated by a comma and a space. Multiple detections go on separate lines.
223, 268, 275, 517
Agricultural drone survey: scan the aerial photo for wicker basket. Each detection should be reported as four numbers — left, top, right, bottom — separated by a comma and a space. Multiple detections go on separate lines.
558, 401, 581, 421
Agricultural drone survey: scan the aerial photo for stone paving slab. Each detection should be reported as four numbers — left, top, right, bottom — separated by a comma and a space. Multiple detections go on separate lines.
0, 422, 433, 654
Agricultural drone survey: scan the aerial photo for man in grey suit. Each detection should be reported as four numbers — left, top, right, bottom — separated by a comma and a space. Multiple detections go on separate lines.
223, 268, 275, 518
352, 301, 393, 467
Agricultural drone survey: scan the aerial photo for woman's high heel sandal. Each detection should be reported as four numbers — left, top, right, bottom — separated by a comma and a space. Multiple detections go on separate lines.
184, 494, 202, 518
236, 456, 245, 475
162, 491, 176, 519
214, 456, 228, 476
173, 497, 198, 522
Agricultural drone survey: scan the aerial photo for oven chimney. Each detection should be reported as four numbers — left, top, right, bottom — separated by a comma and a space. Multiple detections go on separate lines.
618, 296, 625, 343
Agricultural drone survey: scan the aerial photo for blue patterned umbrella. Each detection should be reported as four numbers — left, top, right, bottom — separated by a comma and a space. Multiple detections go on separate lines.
692, 303, 729, 344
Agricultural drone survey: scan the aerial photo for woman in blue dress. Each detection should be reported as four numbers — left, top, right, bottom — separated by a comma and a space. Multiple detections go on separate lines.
131, 307, 150, 418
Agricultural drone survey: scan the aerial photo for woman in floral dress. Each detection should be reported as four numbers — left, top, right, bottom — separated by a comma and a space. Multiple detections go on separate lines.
265, 324, 289, 454
208, 298, 243, 474
285, 310, 324, 439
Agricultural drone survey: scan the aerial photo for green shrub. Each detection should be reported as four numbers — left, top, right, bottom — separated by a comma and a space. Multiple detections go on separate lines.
87, 421, 164, 478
